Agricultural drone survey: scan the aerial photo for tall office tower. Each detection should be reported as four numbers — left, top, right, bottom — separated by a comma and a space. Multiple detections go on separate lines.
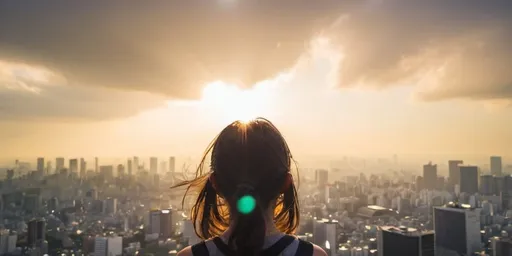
434, 203, 481, 255
315, 169, 329, 186
55, 157, 65, 173
69, 159, 78, 173
99, 165, 114, 180
134, 156, 140, 172
103, 198, 117, 215
117, 164, 125, 177
27, 219, 37, 246
491, 156, 503, 176
94, 157, 99, 172
315, 170, 329, 203
149, 209, 161, 235
312, 219, 339, 256
0, 230, 18, 255
502, 175, 512, 209
480, 175, 494, 196
79, 158, 86, 177
416, 176, 423, 192
36, 158, 45, 174
460, 166, 479, 194
422, 162, 437, 190
169, 157, 176, 173
27, 218, 46, 247
46, 161, 52, 175
127, 159, 133, 176
160, 209, 173, 239
491, 237, 512, 256
94, 236, 122, 256
150, 157, 158, 174
448, 160, 463, 186
494, 176, 505, 197
377, 226, 434, 256
160, 161, 168, 174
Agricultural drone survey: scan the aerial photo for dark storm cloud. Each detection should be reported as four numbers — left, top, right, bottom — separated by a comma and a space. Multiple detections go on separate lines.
0, 0, 348, 98
326, 0, 512, 101
1, 0, 511, 107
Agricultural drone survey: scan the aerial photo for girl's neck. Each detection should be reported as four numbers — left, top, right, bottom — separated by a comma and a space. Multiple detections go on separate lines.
222, 209, 281, 239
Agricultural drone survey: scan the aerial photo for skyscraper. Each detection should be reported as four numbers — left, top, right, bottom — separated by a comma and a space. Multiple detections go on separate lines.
460, 166, 479, 194
150, 157, 158, 174
69, 159, 78, 173
502, 175, 512, 209
103, 198, 117, 215
79, 158, 86, 177
46, 161, 52, 175
377, 226, 434, 256
169, 157, 176, 173
422, 162, 437, 190
134, 156, 139, 173
99, 165, 114, 179
94, 157, 99, 172
480, 174, 494, 196
55, 157, 65, 173
491, 156, 503, 176
312, 219, 339, 255
0, 230, 17, 255
117, 164, 125, 177
448, 160, 463, 186
492, 237, 512, 256
149, 209, 161, 235
160, 209, 173, 239
315, 169, 329, 186
36, 158, 45, 174
127, 159, 133, 176
27, 218, 46, 247
434, 203, 481, 255
94, 236, 122, 256
160, 161, 168, 173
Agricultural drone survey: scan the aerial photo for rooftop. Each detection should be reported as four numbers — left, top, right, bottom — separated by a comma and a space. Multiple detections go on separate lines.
381, 226, 434, 237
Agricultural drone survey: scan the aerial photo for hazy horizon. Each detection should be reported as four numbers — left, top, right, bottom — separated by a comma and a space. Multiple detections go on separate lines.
1, 1, 511, 159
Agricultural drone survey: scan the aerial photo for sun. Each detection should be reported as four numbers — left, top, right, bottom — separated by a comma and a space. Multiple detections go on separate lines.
201, 81, 268, 123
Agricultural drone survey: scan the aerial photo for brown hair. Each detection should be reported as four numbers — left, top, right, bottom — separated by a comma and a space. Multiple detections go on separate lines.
174, 118, 300, 255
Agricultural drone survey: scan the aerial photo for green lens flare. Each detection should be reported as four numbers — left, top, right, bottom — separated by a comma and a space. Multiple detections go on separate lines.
237, 195, 256, 214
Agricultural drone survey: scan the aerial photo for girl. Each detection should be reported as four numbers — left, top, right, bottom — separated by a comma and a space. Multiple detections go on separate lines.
176, 118, 327, 256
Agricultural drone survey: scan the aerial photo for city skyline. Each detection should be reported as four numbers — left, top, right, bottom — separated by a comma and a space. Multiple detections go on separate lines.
2, 1, 512, 255
1, 1, 512, 158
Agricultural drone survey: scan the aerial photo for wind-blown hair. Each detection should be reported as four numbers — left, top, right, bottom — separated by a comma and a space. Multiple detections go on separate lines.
173, 118, 300, 255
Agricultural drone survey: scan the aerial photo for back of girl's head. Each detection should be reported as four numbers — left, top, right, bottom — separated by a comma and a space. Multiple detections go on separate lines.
175, 118, 299, 255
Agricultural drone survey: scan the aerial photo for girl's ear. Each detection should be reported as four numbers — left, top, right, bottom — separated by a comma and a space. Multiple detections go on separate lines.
280, 173, 293, 193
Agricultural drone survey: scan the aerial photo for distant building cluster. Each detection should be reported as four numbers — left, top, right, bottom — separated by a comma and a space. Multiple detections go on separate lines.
0, 155, 510, 255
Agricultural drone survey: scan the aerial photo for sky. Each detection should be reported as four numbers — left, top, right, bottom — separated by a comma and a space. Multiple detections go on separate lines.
1, 0, 512, 163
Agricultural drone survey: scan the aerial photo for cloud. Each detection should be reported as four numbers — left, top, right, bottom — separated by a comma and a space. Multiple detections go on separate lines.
0, 61, 165, 121
323, 0, 512, 102
0, 0, 510, 105
0, 0, 347, 98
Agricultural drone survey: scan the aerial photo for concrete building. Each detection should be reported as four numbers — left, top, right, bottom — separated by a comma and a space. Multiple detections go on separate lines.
423, 163, 437, 190
434, 203, 481, 255
55, 157, 65, 173
448, 160, 463, 186
378, 226, 434, 256
150, 157, 158, 174
491, 156, 503, 176
460, 166, 479, 194
94, 236, 122, 256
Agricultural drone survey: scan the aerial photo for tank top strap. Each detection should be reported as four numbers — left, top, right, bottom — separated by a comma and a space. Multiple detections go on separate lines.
198, 234, 300, 256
